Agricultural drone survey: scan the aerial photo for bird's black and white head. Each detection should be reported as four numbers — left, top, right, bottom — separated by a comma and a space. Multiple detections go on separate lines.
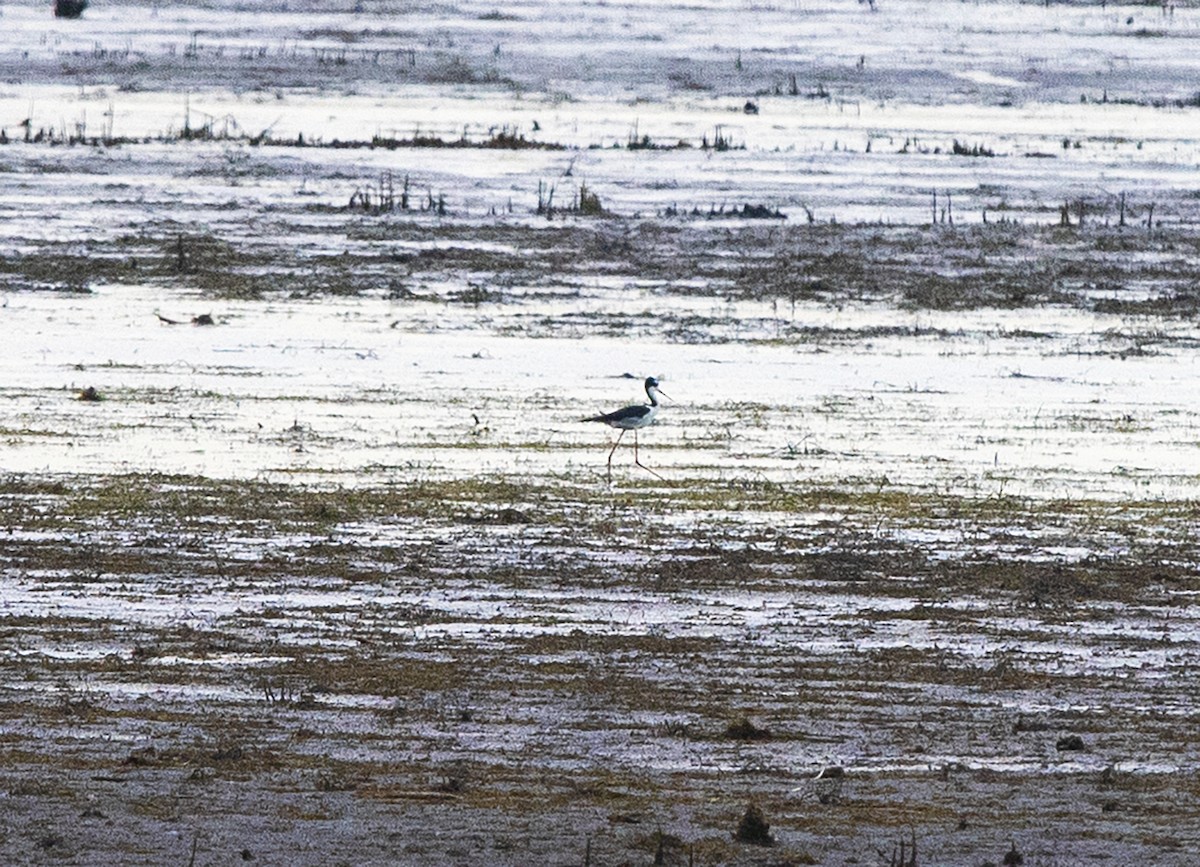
643, 376, 667, 404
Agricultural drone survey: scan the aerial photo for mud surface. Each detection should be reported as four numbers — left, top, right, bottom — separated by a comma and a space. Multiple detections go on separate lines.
3, 475, 1199, 865
3, 0, 1200, 864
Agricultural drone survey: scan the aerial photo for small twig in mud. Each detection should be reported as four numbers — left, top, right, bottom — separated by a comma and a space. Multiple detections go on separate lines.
173, 235, 191, 272
812, 765, 846, 804
883, 829, 918, 867
931, 189, 953, 224
157, 311, 216, 326
260, 675, 304, 705
536, 179, 557, 216
648, 827, 686, 864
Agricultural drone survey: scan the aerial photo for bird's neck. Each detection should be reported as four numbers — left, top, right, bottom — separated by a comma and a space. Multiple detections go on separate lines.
646, 387, 660, 406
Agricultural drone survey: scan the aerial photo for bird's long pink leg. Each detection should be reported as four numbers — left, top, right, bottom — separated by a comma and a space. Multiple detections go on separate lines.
632, 430, 665, 480
606, 429, 626, 483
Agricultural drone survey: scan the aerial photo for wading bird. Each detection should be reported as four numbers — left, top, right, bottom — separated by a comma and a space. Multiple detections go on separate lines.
581, 376, 668, 481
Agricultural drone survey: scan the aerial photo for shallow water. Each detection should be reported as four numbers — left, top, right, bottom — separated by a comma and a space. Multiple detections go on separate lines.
4, 276, 1200, 506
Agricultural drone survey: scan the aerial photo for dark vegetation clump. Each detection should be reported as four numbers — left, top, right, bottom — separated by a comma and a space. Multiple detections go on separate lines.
54, 0, 87, 18
535, 180, 606, 217
737, 203, 785, 219
952, 139, 996, 157
1012, 715, 1051, 734
700, 125, 740, 151
660, 202, 785, 220
464, 507, 532, 525
577, 182, 604, 216
724, 716, 771, 741
625, 131, 692, 151
732, 803, 774, 845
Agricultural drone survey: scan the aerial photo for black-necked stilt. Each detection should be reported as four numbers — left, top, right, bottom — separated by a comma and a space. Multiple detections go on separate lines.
581, 376, 668, 481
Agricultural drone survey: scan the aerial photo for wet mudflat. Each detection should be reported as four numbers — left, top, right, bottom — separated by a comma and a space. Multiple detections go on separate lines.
2, 473, 1199, 865
3, 0, 1200, 864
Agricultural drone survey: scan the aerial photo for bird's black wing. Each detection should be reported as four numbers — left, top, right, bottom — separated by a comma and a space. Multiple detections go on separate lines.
582, 404, 651, 424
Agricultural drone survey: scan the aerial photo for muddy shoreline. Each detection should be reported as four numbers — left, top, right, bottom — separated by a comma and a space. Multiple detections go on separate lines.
4, 0, 1200, 863
2, 474, 1199, 864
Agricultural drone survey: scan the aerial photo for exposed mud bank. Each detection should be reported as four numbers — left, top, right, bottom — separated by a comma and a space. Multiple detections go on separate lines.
2, 474, 1199, 864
